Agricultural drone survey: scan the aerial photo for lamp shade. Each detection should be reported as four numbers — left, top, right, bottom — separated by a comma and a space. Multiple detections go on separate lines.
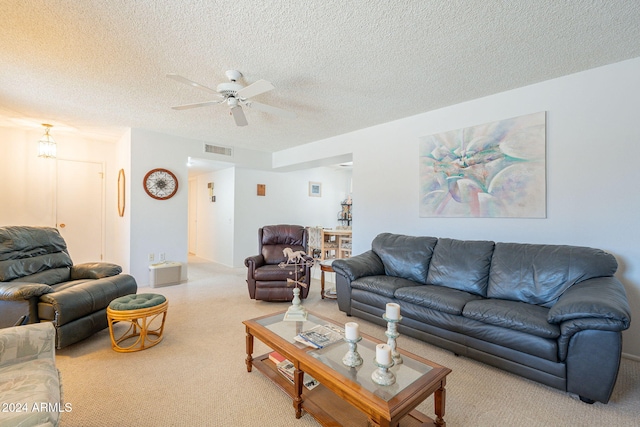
38, 124, 57, 158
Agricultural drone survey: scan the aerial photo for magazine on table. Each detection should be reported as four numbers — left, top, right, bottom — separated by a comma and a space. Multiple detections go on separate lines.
276, 359, 319, 390
295, 324, 345, 349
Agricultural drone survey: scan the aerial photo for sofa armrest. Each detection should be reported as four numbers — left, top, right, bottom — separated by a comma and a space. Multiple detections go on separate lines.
333, 251, 384, 315
332, 250, 385, 282
548, 276, 631, 327
0, 282, 53, 301
0, 322, 56, 367
244, 255, 265, 299
244, 254, 265, 269
71, 262, 122, 280
550, 277, 631, 362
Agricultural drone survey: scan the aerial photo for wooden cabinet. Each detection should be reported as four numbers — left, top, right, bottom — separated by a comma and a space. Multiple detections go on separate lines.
320, 230, 352, 260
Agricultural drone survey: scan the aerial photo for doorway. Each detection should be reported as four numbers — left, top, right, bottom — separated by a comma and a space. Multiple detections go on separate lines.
56, 159, 104, 263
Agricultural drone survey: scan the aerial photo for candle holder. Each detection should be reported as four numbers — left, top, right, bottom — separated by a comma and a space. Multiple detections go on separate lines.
383, 314, 403, 365
342, 336, 363, 367
371, 358, 396, 386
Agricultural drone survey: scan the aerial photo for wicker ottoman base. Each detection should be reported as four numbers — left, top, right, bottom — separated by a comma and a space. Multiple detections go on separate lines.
107, 293, 168, 352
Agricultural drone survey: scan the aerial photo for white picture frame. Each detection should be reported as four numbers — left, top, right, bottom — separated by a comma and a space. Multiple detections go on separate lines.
309, 182, 322, 197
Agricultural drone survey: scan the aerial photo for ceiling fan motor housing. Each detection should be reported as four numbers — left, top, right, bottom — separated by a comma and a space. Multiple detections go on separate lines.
225, 69, 242, 82
216, 82, 244, 98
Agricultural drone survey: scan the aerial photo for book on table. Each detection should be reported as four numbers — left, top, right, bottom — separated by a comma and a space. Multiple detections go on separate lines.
295, 324, 344, 349
269, 351, 286, 364
276, 359, 319, 390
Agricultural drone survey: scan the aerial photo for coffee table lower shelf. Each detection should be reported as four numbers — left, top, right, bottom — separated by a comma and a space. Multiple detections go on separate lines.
252, 352, 438, 427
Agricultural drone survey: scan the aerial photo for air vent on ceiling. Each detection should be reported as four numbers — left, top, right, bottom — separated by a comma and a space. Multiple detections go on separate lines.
204, 144, 233, 156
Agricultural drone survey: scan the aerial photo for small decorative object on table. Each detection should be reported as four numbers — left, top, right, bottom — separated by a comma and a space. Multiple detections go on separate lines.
281, 248, 315, 322
296, 324, 344, 348
383, 302, 403, 365
342, 322, 363, 367
371, 343, 396, 386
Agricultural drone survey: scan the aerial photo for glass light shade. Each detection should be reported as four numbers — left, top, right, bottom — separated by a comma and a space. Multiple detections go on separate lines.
38, 125, 57, 158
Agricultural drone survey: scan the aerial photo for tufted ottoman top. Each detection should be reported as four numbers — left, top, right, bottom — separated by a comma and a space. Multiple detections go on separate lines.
109, 293, 166, 311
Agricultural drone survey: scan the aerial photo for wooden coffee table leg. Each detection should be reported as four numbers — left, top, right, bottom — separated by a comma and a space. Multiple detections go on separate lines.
320, 269, 325, 299
434, 380, 446, 426
294, 367, 304, 418
245, 329, 254, 372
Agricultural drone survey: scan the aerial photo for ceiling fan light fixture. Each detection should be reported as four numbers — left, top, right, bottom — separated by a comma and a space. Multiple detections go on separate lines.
38, 124, 57, 158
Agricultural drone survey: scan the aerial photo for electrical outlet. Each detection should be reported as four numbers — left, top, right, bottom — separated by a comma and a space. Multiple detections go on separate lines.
148, 253, 154, 262
159, 252, 166, 262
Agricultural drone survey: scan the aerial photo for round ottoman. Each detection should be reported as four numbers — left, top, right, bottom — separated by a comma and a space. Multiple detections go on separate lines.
107, 293, 168, 352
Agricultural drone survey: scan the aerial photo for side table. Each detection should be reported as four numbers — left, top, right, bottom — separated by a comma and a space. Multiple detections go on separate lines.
320, 259, 337, 299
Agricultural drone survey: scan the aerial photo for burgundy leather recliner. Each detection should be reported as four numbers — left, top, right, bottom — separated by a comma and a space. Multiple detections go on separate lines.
244, 225, 312, 301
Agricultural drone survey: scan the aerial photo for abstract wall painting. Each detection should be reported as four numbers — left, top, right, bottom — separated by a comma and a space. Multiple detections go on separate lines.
419, 112, 546, 218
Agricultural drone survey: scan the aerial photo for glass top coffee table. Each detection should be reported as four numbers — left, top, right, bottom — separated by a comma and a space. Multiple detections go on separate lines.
243, 311, 451, 427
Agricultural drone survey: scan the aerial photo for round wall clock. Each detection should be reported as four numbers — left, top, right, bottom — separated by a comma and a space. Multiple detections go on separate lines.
143, 168, 178, 200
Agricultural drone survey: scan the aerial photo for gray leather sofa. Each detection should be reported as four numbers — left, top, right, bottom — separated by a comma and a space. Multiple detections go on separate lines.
333, 233, 631, 404
0, 226, 137, 348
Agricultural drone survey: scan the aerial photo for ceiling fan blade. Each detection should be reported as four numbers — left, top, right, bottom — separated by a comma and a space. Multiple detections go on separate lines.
246, 101, 297, 119
171, 100, 224, 110
236, 79, 274, 99
230, 106, 248, 126
167, 74, 220, 95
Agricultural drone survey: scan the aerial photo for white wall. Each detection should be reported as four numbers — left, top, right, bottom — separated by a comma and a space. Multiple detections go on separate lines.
232, 166, 352, 267
186, 165, 351, 268
127, 129, 275, 284
193, 167, 236, 266
129, 129, 190, 284
0, 126, 121, 263
275, 57, 640, 358
0, 127, 56, 226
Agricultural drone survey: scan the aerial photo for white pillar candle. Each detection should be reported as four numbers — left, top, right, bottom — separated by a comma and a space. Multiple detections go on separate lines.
376, 343, 392, 365
386, 303, 401, 320
345, 322, 359, 340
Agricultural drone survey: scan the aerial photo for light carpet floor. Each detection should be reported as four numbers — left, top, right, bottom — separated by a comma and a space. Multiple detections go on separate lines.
56, 257, 640, 426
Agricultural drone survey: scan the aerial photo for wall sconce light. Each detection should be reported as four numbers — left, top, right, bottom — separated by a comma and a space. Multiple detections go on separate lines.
38, 124, 57, 158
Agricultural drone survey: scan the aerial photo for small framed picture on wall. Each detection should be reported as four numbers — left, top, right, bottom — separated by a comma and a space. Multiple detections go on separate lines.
309, 182, 322, 197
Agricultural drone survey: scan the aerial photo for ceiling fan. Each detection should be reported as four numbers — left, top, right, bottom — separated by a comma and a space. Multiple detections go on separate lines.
167, 70, 296, 127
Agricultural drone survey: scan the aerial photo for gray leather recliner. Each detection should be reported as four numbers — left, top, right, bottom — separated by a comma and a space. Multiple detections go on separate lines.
0, 225, 138, 348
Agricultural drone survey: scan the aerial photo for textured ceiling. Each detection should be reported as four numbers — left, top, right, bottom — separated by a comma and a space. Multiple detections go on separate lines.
1, 1, 640, 153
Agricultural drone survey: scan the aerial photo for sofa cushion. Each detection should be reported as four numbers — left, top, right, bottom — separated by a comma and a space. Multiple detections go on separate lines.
0, 226, 73, 282
262, 245, 302, 265
426, 238, 494, 296
372, 233, 438, 284
351, 276, 418, 299
395, 285, 484, 315
0, 359, 61, 427
254, 264, 305, 281
463, 299, 560, 339
487, 242, 618, 307
260, 225, 306, 265
39, 275, 138, 326
10, 267, 72, 286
